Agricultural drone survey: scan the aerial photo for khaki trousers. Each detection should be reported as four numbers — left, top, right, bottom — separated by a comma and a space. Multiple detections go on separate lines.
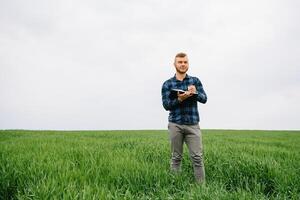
168, 122, 205, 182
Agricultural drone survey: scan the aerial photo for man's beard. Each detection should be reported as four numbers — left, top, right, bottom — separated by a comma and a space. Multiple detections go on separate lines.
176, 67, 188, 74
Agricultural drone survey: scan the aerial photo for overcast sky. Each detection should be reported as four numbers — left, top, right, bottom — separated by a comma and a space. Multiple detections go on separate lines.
1, 0, 299, 130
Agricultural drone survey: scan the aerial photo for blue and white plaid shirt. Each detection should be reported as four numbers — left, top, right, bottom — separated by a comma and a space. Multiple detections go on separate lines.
161, 74, 207, 125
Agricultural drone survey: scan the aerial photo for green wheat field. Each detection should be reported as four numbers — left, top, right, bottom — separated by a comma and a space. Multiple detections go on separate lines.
0, 130, 299, 199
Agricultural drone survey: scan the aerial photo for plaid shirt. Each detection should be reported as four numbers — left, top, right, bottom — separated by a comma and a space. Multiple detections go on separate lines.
161, 74, 207, 125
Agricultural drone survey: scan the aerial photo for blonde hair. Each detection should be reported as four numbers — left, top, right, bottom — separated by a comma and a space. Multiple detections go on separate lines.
175, 52, 187, 58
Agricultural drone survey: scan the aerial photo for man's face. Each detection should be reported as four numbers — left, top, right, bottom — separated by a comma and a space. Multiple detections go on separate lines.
174, 56, 189, 74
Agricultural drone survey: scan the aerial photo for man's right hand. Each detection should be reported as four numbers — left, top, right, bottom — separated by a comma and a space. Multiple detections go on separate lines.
177, 91, 193, 102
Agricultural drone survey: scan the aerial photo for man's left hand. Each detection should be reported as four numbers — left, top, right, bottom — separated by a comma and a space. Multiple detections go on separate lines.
188, 85, 197, 94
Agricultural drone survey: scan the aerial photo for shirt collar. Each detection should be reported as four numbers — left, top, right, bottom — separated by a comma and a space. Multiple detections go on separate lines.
173, 74, 190, 81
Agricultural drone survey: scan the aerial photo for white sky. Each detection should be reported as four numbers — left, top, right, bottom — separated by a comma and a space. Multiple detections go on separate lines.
1, 0, 299, 130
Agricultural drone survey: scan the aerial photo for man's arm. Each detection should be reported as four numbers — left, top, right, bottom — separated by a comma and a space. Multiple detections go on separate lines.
161, 82, 181, 111
194, 78, 207, 104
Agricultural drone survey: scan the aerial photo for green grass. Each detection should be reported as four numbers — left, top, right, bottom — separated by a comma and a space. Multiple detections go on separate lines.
0, 130, 299, 199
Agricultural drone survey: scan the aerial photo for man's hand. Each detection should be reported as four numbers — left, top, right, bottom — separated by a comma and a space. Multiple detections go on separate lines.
188, 85, 197, 94
177, 91, 193, 102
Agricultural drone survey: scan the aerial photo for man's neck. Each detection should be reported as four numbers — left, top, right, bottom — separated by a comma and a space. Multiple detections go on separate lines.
176, 72, 186, 81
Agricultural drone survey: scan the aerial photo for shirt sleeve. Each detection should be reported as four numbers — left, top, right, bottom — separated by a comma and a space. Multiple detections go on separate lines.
195, 78, 207, 104
161, 81, 180, 111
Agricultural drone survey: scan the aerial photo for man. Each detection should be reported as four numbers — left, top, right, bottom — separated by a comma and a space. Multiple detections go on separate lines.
161, 52, 207, 183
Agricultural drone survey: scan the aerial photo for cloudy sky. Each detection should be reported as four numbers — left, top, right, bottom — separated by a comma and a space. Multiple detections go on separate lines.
0, 0, 299, 130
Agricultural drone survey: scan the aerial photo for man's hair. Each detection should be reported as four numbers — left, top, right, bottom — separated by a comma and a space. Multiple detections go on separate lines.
175, 52, 187, 58
174, 52, 188, 63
